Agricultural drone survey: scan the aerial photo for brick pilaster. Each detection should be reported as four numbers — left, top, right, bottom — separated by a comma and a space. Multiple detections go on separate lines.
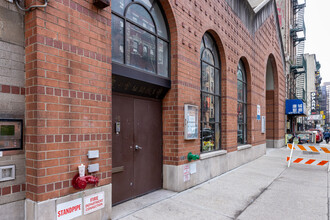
24, 0, 112, 202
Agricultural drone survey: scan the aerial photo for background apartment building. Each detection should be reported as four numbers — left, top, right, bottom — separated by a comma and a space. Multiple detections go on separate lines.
322, 82, 330, 127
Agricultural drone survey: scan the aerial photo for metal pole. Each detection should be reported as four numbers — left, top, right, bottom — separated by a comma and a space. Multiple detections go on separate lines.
288, 142, 294, 168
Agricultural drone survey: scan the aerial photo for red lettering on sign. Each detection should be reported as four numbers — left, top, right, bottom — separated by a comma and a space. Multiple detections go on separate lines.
57, 204, 81, 217
90, 196, 98, 202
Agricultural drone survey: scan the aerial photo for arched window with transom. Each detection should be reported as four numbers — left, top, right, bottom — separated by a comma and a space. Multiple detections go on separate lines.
237, 60, 247, 145
200, 33, 221, 152
111, 0, 169, 78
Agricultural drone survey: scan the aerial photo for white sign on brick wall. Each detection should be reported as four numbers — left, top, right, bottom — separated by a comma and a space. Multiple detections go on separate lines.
84, 191, 105, 215
183, 165, 190, 182
257, 105, 261, 120
261, 116, 266, 133
57, 198, 82, 220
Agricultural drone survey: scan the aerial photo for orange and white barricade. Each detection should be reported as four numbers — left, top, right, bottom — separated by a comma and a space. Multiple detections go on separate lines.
287, 142, 330, 171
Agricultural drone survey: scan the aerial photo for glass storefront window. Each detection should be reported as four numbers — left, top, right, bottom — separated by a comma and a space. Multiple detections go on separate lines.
202, 49, 214, 66
111, 0, 169, 78
200, 33, 221, 152
111, 15, 124, 63
237, 80, 243, 102
158, 39, 168, 77
237, 60, 247, 145
150, 4, 168, 39
126, 4, 155, 33
201, 63, 215, 93
135, 0, 154, 9
126, 23, 156, 73
202, 123, 215, 152
111, 0, 130, 15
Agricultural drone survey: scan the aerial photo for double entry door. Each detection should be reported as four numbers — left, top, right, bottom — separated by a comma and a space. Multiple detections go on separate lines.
112, 94, 162, 205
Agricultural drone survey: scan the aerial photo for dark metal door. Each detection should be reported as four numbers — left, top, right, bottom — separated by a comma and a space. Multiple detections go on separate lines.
112, 95, 134, 204
112, 94, 162, 205
133, 98, 162, 197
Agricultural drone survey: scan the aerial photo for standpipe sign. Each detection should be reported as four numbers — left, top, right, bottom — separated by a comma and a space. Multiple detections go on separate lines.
56, 191, 105, 219
57, 198, 82, 220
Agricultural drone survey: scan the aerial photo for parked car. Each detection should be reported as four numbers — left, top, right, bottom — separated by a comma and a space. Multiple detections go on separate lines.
308, 129, 323, 143
296, 133, 310, 144
287, 135, 305, 144
287, 131, 313, 144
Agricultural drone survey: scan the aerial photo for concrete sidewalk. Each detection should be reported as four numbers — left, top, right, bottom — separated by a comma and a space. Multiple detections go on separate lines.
111, 147, 329, 220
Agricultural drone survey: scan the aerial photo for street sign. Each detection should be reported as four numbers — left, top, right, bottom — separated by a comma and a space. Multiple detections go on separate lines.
307, 115, 322, 120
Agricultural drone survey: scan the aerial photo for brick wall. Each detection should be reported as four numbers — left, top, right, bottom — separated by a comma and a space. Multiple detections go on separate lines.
2, 0, 286, 203
0, 0, 26, 205
162, 0, 285, 165
266, 90, 275, 139
24, 0, 112, 201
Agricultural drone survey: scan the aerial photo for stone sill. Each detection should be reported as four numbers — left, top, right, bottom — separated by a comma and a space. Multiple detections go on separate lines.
200, 150, 227, 160
237, 144, 252, 151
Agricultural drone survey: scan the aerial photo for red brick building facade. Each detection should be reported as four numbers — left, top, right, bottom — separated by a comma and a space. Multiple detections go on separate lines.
0, 0, 285, 219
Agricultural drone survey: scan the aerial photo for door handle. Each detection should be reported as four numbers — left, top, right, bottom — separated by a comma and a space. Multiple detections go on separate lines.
135, 145, 142, 150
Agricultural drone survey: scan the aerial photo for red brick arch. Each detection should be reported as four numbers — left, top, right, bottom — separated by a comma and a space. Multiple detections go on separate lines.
265, 53, 282, 146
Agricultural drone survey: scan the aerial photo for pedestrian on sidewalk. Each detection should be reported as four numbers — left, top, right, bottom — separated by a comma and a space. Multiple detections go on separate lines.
324, 130, 330, 144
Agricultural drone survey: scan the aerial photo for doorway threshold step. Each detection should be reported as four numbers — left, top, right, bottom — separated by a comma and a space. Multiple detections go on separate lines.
111, 189, 177, 220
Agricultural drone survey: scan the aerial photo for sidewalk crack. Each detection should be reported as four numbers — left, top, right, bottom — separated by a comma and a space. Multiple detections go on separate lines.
234, 166, 288, 219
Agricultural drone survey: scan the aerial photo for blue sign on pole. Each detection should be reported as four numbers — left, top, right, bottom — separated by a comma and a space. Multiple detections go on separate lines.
285, 99, 306, 115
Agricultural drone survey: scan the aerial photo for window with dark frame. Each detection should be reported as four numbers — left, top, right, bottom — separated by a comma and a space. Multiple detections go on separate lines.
111, 0, 169, 78
200, 33, 221, 152
237, 60, 247, 145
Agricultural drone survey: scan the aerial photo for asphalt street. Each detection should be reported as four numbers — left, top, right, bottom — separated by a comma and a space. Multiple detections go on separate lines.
111, 144, 330, 220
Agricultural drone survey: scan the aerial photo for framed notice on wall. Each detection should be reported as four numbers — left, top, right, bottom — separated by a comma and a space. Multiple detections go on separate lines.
184, 104, 198, 140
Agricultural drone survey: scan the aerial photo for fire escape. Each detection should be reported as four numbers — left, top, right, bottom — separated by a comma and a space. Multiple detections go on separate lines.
290, 0, 306, 102
315, 64, 322, 113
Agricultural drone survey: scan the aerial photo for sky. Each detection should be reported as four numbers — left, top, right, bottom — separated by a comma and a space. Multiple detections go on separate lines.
304, 1, 330, 84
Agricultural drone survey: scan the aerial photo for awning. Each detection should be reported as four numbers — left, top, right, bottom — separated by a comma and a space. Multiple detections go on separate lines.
285, 99, 306, 115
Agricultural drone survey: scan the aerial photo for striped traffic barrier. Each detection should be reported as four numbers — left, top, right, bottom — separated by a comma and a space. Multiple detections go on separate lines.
287, 142, 330, 171
287, 143, 330, 154
286, 157, 329, 166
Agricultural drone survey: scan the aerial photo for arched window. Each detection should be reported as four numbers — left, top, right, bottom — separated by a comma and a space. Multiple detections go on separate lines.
111, 0, 169, 77
237, 60, 247, 145
200, 33, 221, 152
